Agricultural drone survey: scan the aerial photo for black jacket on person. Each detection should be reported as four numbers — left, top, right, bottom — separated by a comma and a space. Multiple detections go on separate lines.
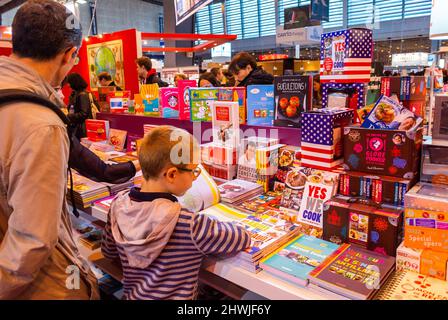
145, 73, 169, 88
237, 67, 274, 87
69, 136, 136, 184
109, 81, 123, 91
67, 90, 92, 139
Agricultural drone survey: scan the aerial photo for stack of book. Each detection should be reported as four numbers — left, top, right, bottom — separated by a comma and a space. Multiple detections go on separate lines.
202, 203, 301, 273
218, 179, 263, 205
307, 244, 396, 300
91, 196, 115, 223
260, 234, 340, 287
68, 171, 110, 208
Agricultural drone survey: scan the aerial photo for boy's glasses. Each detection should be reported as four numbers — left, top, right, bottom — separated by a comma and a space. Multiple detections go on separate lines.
177, 166, 202, 178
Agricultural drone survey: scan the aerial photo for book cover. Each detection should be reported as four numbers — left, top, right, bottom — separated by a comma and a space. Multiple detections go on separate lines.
140, 84, 160, 117
160, 87, 179, 118
108, 91, 131, 114
177, 164, 220, 212
297, 169, 340, 230
85, 119, 110, 142
178, 80, 197, 120
260, 235, 340, 286
274, 76, 312, 128
190, 88, 218, 122
211, 101, 240, 148
376, 270, 448, 300
108, 128, 127, 152
308, 244, 396, 300
247, 85, 275, 126
218, 179, 263, 201
218, 87, 247, 124
361, 95, 422, 131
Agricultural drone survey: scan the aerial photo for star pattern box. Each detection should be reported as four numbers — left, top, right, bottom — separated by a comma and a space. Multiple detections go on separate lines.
320, 28, 373, 83
321, 83, 366, 120
301, 108, 354, 170
322, 196, 403, 257
343, 126, 423, 179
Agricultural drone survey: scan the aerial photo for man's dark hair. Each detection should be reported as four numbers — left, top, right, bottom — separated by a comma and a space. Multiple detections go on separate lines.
67, 73, 88, 91
98, 72, 112, 82
136, 57, 152, 71
12, 0, 82, 61
228, 52, 258, 75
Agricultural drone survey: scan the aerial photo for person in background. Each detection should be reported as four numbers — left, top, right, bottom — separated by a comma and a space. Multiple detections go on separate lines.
313, 75, 323, 109
229, 51, 274, 87
98, 71, 122, 91
136, 56, 168, 87
174, 73, 188, 87
66, 72, 96, 139
383, 70, 392, 76
210, 67, 226, 86
198, 72, 221, 87
223, 70, 236, 87
102, 126, 251, 300
0, 0, 98, 300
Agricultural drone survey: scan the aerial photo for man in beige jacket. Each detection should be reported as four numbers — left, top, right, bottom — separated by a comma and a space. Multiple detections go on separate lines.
0, 0, 98, 299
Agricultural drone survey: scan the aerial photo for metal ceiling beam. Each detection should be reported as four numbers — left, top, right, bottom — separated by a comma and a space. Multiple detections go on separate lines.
0, 0, 27, 15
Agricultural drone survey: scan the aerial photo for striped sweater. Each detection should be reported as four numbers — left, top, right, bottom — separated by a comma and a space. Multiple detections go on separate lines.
102, 188, 251, 300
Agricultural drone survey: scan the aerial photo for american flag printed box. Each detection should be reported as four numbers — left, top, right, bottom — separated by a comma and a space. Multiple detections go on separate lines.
321, 83, 366, 111
320, 28, 373, 83
301, 109, 354, 170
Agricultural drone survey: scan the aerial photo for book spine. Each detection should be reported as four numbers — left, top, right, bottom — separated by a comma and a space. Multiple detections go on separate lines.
309, 243, 350, 278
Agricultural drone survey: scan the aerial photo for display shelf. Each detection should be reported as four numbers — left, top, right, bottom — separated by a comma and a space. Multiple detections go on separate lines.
96, 112, 302, 146
202, 257, 348, 300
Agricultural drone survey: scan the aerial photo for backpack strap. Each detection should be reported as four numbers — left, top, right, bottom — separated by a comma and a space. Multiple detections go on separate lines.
0, 89, 71, 128
0, 89, 80, 217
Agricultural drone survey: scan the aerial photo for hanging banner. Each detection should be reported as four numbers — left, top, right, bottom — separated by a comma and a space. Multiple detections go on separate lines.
174, 0, 213, 26
311, 0, 330, 22
276, 25, 323, 46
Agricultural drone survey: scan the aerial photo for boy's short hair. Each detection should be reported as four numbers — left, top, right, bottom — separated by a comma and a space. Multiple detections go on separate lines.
139, 126, 200, 180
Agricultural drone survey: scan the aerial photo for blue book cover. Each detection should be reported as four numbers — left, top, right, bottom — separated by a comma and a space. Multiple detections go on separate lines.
247, 85, 275, 126
260, 234, 340, 285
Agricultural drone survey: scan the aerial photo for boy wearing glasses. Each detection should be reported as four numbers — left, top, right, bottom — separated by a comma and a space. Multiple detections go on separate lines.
102, 126, 251, 300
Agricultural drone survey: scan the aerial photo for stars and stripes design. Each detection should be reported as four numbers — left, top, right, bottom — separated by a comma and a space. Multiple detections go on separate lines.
320, 28, 373, 84
321, 83, 366, 109
301, 109, 354, 170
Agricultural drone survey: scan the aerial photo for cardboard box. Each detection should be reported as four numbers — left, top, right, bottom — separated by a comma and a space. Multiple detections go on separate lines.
322, 195, 404, 257
218, 87, 247, 124
337, 170, 416, 206
190, 88, 218, 122
421, 138, 448, 186
321, 83, 366, 113
405, 208, 448, 252
178, 80, 197, 120
246, 85, 275, 126
396, 241, 448, 281
301, 108, 354, 170
343, 125, 423, 179
396, 241, 422, 273
405, 183, 448, 212
320, 28, 373, 83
